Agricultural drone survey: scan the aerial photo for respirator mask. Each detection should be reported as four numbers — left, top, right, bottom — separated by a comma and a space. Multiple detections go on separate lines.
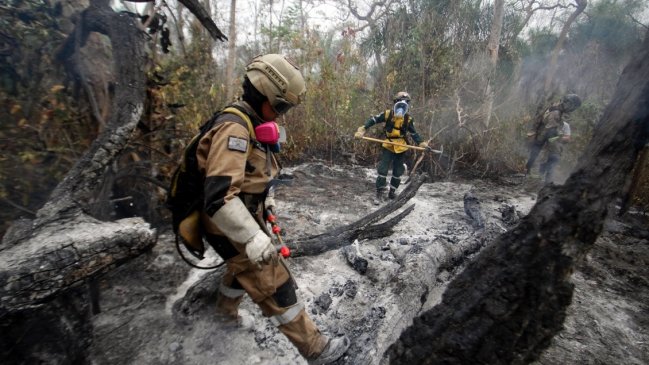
393, 100, 409, 118
255, 121, 287, 153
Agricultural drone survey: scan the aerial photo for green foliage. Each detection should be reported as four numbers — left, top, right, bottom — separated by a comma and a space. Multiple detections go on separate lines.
375, 0, 485, 101
4, 0, 649, 238
526, 29, 559, 57
0, 0, 98, 235
288, 27, 374, 162
571, 0, 645, 59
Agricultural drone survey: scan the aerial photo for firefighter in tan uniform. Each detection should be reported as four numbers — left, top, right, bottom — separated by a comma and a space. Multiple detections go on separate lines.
196, 54, 349, 365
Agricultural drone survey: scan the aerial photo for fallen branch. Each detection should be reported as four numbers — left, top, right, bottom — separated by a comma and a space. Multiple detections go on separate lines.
287, 175, 427, 257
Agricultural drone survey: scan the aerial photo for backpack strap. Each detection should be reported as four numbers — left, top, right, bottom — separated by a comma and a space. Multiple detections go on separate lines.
222, 106, 256, 140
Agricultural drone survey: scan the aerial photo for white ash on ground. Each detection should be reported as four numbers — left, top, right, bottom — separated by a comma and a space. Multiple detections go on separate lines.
87, 162, 648, 365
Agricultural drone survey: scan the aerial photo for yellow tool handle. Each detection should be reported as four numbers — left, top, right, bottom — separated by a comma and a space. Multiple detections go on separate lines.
360, 136, 442, 154
361, 136, 426, 150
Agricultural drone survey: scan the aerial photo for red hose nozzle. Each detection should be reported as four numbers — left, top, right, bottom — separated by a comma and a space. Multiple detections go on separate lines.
279, 246, 291, 258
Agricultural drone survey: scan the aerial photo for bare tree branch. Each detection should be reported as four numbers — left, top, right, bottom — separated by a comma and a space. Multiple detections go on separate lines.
544, 0, 588, 92
177, 0, 227, 42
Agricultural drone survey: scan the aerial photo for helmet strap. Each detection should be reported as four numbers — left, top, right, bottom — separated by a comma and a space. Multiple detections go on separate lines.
242, 77, 267, 120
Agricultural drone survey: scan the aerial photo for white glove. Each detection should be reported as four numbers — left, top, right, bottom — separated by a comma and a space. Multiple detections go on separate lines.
245, 230, 275, 266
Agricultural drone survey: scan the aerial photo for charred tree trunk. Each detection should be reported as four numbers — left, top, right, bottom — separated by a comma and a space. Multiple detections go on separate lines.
386, 30, 649, 364
0, 1, 157, 362
482, 0, 504, 127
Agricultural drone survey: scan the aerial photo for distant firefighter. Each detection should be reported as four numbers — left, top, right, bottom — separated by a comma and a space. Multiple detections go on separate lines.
525, 94, 582, 183
354, 91, 428, 205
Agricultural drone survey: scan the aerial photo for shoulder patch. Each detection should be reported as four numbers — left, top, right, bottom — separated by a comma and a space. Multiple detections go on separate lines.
228, 136, 248, 152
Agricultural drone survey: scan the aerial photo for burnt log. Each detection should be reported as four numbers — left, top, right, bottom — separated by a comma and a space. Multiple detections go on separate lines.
0, 287, 92, 364
1, 0, 155, 305
287, 175, 427, 257
385, 30, 649, 364
341, 240, 369, 274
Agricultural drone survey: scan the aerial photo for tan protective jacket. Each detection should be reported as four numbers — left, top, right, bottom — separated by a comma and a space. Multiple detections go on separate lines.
196, 102, 279, 237
542, 108, 562, 130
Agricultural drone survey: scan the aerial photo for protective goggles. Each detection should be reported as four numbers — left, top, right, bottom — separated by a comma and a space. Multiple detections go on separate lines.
270, 97, 295, 115
393, 100, 409, 117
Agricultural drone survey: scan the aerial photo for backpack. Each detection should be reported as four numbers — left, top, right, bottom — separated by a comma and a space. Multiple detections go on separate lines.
383, 109, 411, 141
166, 106, 255, 269
530, 104, 562, 141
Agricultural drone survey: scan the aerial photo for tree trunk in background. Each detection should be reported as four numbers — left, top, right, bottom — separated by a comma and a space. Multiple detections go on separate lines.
268, 0, 273, 50
482, 0, 505, 127
386, 29, 649, 364
225, 0, 237, 102
544, 0, 587, 92
175, 5, 187, 56
371, 23, 384, 87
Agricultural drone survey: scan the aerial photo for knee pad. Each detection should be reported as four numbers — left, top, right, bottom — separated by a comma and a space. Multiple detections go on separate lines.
272, 278, 298, 307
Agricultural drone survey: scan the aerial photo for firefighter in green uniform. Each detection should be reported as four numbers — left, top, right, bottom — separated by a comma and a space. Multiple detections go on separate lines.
197, 54, 349, 365
354, 92, 428, 204
525, 94, 581, 183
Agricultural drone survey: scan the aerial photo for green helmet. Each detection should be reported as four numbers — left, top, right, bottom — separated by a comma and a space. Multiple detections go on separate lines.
560, 94, 582, 113
245, 54, 306, 115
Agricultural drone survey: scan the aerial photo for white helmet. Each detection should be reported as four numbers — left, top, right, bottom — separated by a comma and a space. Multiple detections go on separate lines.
245, 54, 306, 115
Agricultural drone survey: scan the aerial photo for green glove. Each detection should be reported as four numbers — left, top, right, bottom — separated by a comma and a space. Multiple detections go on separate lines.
548, 136, 560, 143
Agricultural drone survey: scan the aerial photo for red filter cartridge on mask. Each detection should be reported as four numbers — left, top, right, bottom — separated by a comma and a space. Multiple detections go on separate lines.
255, 122, 280, 144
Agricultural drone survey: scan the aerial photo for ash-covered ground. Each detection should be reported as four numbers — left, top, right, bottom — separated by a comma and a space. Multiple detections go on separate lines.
88, 162, 648, 365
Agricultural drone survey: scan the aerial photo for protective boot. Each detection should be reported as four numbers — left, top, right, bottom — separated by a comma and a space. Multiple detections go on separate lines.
388, 188, 396, 199
216, 293, 244, 322
373, 188, 385, 205
307, 335, 351, 365
277, 308, 328, 359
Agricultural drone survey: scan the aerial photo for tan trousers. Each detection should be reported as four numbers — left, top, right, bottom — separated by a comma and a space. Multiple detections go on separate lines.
217, 246, 327, 358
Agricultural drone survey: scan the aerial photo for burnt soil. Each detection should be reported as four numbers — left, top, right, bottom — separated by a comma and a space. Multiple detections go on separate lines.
87, 162, 648, 365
